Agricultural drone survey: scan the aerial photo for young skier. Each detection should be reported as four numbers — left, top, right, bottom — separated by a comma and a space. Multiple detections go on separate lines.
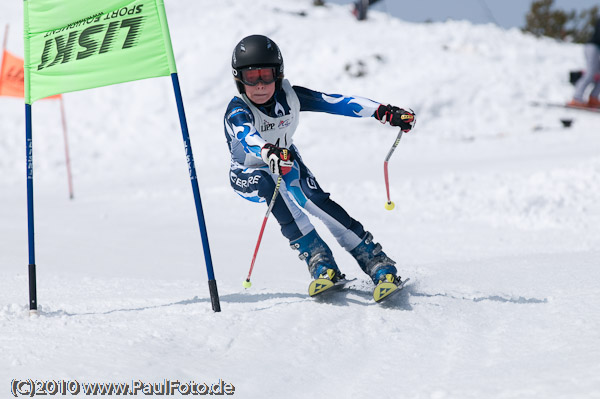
569, 19, 600, 108
224, 34, 416, 301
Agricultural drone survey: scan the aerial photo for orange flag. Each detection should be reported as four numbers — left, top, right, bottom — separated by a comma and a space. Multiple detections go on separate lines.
0, 50, 24, 98
0, 50, 60, 99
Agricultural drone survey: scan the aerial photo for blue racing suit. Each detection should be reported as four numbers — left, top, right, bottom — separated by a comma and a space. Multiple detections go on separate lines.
223, 79, 382, 252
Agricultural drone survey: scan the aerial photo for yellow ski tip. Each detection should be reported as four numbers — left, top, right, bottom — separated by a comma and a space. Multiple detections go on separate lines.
308, 278, 335, 297
373, 281, 399, 302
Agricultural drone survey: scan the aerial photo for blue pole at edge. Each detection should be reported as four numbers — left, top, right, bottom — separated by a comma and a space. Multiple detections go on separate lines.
26, 103, 38, 314
170, 73, 221, 312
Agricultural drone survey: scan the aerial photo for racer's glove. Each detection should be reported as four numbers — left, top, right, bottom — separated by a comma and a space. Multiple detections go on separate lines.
375, 105, 416, 132
261, 143, 294, 175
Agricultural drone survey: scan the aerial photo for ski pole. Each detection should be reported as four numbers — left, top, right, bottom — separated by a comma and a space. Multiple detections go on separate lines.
383, 129, 403, 210
243, 175, 283, 288
59, 97, 74, 200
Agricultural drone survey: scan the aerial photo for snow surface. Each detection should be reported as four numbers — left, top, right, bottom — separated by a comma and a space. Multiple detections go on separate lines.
1, 1, 600, 398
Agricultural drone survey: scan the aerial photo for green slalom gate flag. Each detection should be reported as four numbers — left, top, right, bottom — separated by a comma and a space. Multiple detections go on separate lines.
23, 0, 177, 104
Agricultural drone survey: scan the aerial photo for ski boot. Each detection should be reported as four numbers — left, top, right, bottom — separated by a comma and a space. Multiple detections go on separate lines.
350, 232, 398, 283
350, 232, 404, 302
588, 97, 600, 109
290, 230, 345, 296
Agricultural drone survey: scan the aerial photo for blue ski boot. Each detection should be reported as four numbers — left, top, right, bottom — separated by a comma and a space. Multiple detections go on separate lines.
350, 232, 400, 285
290, 229, 344, 283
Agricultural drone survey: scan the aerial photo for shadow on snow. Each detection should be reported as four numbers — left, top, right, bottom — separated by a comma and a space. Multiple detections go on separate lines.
35, 281, 546, 318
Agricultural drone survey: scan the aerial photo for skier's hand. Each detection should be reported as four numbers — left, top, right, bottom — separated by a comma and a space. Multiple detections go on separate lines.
375, 105, 416, 132
261, 143, 294, 175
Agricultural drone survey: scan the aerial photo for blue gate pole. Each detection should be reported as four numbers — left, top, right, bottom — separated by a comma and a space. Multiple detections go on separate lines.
26, 103, 38, 315
170, 73, 221, 312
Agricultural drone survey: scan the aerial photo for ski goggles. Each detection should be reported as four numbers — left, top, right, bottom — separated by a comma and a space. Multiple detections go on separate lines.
239, 67, 277, 86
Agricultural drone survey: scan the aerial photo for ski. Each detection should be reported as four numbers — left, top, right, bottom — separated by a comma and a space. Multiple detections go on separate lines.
373, 278, 410, 303
308, 275, 410, 303
530, 101, 600, 113
308, 277, 356, 297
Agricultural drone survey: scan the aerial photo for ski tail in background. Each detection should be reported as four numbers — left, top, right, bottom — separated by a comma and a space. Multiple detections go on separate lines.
530, 101, 600, 113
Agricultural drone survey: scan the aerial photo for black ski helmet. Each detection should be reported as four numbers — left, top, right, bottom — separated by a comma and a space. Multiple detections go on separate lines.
232, 35, 284, 94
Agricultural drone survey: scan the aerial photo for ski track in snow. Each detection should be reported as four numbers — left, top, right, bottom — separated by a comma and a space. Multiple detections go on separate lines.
1, 1, 600, 398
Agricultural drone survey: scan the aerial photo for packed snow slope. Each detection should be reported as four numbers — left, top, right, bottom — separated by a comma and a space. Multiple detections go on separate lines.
1, 1, 600, 398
